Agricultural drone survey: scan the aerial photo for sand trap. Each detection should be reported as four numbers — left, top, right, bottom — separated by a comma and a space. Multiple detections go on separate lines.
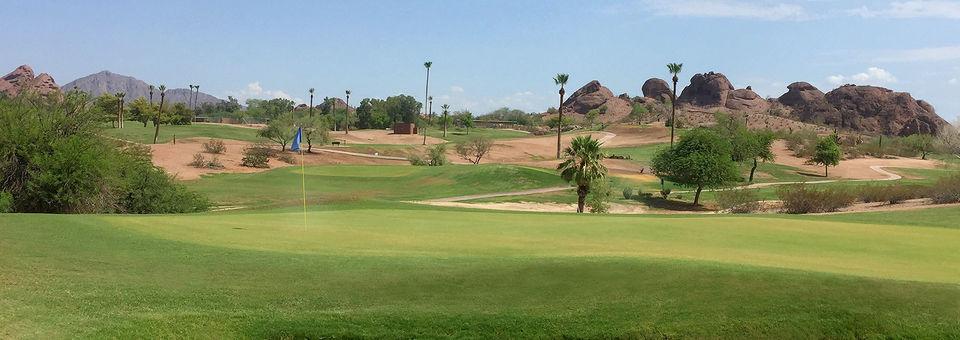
150, 138, 406, 180
770, 140, 940, 180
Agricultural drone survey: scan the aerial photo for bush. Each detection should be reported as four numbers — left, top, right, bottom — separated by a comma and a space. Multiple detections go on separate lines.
189, 153, 225, 169
0, 191, 12, 213
930, 173, 960, 204
202, 139, 226, 154
621, 187, 634, 200
241, 144, 271, 168
276, 152, 297, 165
777, 184, 856, 214
716, 188, 761, 213
587, 180, 612, 213
427, 144, 448, 166
858, 184, 927, 204
607, 154, 632, 160
660, 188, 672, 199
407, 154, 427, 166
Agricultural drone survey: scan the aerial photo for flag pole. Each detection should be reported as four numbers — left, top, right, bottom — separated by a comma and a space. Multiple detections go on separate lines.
300, 148, 307, 230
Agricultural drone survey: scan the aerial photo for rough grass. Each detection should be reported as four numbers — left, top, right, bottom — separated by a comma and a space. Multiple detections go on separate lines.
102, 121, 261, 143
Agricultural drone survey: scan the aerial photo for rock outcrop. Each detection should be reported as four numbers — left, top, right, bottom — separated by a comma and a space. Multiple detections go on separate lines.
822, 85, 948, 136
677, 72, 768, 112
641, 78, 672, 102
560, 80, 632, 122
1, 65, 60, 97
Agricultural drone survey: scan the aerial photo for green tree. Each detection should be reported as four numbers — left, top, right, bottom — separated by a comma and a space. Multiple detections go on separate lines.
298, 114, 329, 153
553, 73, 570, 159
127, 97, 154, 127
905, 133, 935, 159
630, 103, 650, 125
667, 62, 683, 147
651, 128, 739, 205
454, 110, 474, 134
711, 113, 775, 182
258, 113, 296, 151
809, 136, 841, 177
384, 94, 421, 124
557, 135, 608, 213
92, 93, 119, 124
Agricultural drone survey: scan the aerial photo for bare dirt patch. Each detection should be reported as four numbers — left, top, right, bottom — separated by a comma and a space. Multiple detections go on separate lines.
770, 140, 939, 180
328, 129, 445, 145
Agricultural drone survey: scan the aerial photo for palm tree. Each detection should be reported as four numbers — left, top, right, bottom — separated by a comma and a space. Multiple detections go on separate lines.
557, 135, 607, 213
423, 61, 432, 118
553, 73, 570, 159
667, 63, 683, 148
345, 89, 351, 134
194, 85, 200, 110
308, 88, 315, 117
428, 95, 433, 123
188, 85, 195, 109
116, 92, 126, 128
153, 85, 166, 144
441, 104, 450, 137
147, 85, 155, 127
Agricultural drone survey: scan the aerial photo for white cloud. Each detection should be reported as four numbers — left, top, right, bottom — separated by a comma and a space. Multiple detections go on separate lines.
638, 0, 811, 21
450, 85, 464, 93
225, 81, 303, 104
850, 1, 960, 19
827, 67, 898, 86
950, 78, 959, 85
873, 45, 960, 63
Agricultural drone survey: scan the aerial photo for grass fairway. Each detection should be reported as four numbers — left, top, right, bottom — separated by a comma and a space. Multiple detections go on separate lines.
3, 164, 960, 338
103, 121, 262, 143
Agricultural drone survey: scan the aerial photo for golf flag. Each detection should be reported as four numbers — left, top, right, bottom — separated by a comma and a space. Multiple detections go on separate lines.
291, 127, 302, 152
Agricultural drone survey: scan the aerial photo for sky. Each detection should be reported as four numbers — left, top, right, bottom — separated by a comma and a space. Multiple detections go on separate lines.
2, 0, 959, 120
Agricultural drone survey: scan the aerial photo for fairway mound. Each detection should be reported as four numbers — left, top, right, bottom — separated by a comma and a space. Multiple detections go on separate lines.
602, 123, 671, 147
151, 138, 406, 180
328, 129, 445, 145
413, 201, 650, 214
771, 140, 939, 180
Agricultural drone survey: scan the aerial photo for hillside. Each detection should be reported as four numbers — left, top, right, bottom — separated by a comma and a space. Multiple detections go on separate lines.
62, 70, 223, 105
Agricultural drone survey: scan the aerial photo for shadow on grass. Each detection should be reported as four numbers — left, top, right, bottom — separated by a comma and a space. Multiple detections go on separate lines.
634, 195, 713, 212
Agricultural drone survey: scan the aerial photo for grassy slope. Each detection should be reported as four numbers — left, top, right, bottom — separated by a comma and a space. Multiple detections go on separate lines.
102, 121, 261, 143
2, 208, 960, 338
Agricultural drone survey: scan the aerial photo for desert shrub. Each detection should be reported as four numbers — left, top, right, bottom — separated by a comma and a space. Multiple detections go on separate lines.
0, 191, 12, 213
621, 187, 634, 200
606, 154, 632, 160
276, 152, 297, 165
241, 144, 271, 168
716, 188, 761, 213
202, 139, 226, 154
189, 153, 225, 169
427, 144, 448, 166
778, 184, 856, 214
586, 180, 612, 213
930, 173, 960, 204
660, 188, 672, 199
858, 184, 927, 204
782, 129, 818, 157
407, 154, 427, 166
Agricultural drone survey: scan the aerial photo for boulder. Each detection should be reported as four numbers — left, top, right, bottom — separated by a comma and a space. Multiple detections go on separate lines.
0, 78, 14, 97
725, 87, 769, 112
560, 80, 632, 122
641, 78, 672, 102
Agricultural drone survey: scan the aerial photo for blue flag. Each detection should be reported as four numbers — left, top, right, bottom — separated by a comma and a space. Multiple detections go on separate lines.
290, 127, 302, 152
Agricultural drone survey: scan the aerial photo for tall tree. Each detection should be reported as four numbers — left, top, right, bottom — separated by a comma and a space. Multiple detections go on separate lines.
147, 85, 155, 127
667, 63, 683, 148
423, 61, 432, 118
115, 92, 125, 128
441, 104, 450, 137
652, 128, 739, 205
557, 135, 607, 213
194, 85, 200, 110
308, 88, 315, 117
188, 85, 195, 109
153, 85, 166, 144
345, 89, 351, 134
553, 73, 569, 159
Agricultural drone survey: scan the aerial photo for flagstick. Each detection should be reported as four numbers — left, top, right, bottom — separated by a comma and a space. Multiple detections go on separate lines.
300, 149, 307, 231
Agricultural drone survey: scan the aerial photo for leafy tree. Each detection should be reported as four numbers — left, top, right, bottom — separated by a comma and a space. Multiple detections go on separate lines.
711, 113, 775, 182
557, 135, 607, 213
553, 73, 570, 159
585, 108, 600, 126
453, 110, 474, 134
167, 102, 193, 125
92, 93, 119, 124
384, 94, 421, 124
904, 133, 935, 159
355, 98, 391, 129
455, 136, 494, 164
298, 114, 330, 152
667, 62, 683, 147
127, 97, 154, 127
630, 103, 650, 125
809, 136, 841, 177
651, 128, 739, 205
258, 113, 296, 151
546, 115, 573, 129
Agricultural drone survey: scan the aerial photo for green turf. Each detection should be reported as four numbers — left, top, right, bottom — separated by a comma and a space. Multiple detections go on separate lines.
424, 127, 530, 143
102, 121, 262, 143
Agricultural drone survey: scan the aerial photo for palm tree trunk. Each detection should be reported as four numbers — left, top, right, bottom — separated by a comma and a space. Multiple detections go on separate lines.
749, 158, 758, 182
153, 96, 164, 144
443, 112, 448, 137
825, 165, 828, 177
424, 68, 430, 118
670, 80, 677, 148
556, 90, 564, 159
345, 95, 350, 135
694, 185, 703, 206
577, 185, 588, 213
309, 95, 314, 118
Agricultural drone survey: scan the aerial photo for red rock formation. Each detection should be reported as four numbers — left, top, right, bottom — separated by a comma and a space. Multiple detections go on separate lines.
559, 80, 632, 122
0, 65, 60, 97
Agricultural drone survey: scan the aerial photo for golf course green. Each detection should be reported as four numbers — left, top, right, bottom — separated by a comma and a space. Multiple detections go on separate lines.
2, 163, 960, 338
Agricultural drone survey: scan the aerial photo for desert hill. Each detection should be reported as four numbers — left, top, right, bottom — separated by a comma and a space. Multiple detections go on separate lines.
62, 70, 223, 106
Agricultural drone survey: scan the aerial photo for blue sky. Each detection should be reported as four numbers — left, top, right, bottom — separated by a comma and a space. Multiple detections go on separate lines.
3, 0, 959, 120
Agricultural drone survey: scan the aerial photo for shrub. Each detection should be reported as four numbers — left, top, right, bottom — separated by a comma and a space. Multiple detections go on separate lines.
427, 144, 448, 166
716, 188, 761, 213
241, 144, 271, 168
660, 188, 672, 199
587, 180, 612, 213
454, 137, 491, 164
858, 184, 927, 204
621, 187, 634, 200
930, 173, 960, 204
777, 184, 856, 214
0, 191, 12, 213
189, 153, 225, 169
202, 139, 226, 154
407, 154, 427, 166
607, 154, 632, 160
276, 152, 297, 165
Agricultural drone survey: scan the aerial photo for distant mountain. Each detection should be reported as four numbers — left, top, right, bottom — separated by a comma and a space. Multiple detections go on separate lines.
62, 70, 222, 106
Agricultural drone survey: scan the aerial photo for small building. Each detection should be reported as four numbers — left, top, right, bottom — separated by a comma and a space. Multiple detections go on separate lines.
393, 122, 417, 134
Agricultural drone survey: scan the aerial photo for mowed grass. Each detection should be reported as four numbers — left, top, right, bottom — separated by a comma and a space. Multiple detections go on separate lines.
2, 207, 960, 338
102, 121, 262, 143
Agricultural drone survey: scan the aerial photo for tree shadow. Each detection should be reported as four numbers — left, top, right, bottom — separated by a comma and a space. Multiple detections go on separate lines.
634, 195, 713, 212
